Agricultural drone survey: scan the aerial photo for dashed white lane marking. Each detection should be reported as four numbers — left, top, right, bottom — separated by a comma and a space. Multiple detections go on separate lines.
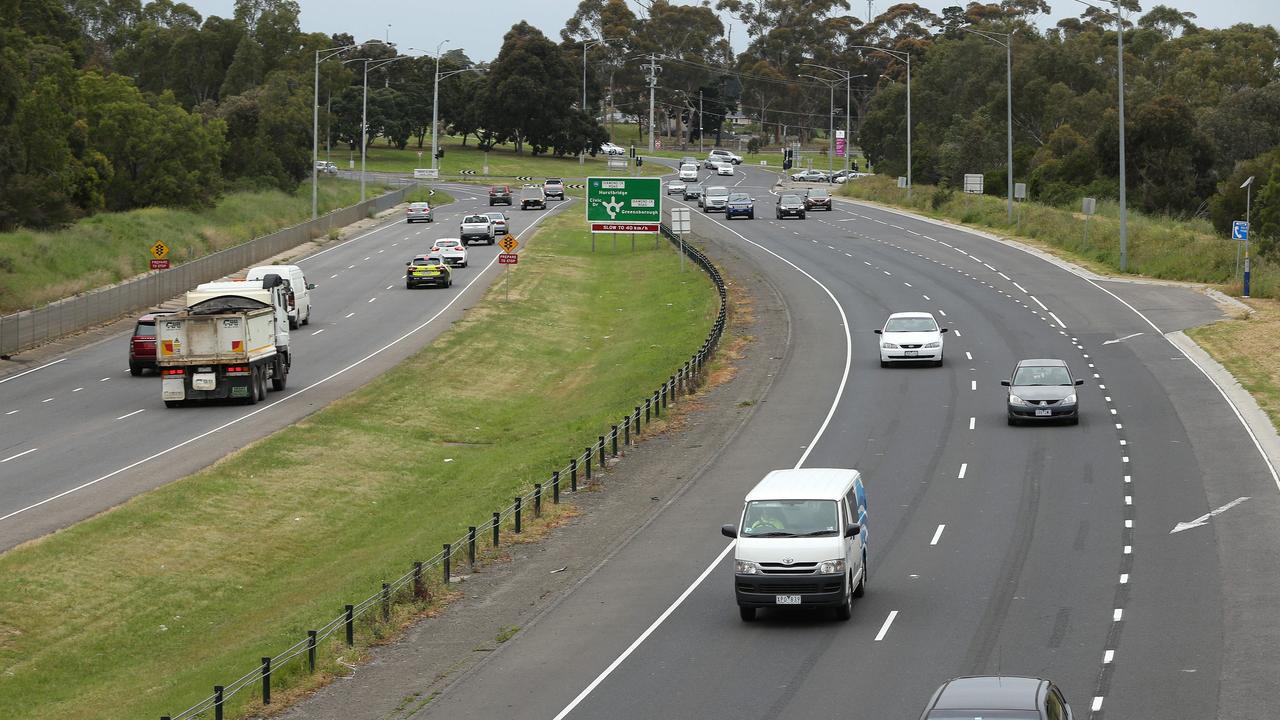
1104, 650, 1115, 664
378, 249, 385, 254
4, 410, 17, 415
882, 270, 892, 276
0, 358, 67, 385
844, 252, 852, 257
930, 524, 946, 545
368, 297, 377, 303
311, 329, 326, 336
969, 417, 975, 430
954, 330, 962, 337
363, 256, 371, 261
347, 265, 355, 269
1124, 544, 1132, 554
1120, 574, 1129, 584
1030, 295, 1049, 310
864, 261, 872, 266
1049, 311, 1067, 328
345, 312, 355, 318
965, 351, 973, 360
889, 224, 904, 229
922, 294, 931, 300
386, 285, 394, 290
1092, 697, 1104, 712
984, 263, 996, 271
938, 240, 953, 248
100, 377, 110, 382
874, 610, 899, 641
903, 282, 912, 288
115, 409, 145, 421
874, 219, 888, 225
838, 218, 858, 222
958, 463, 968, 479
1012, 281, 1027, 293
330, 274, 338, 279
73, 387, 83, 392
827, 245, 836, 250
1113, 608, 1123, 621
998, 272, 1011, 280
41, 398, 52, 403
970, 380, 977, 391
1, 448, 38, 463
938, 309, 947, 317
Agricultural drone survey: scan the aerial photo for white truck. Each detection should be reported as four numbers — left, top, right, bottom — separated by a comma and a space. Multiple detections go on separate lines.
459, 214, 495, 246
157, 277, 293, 407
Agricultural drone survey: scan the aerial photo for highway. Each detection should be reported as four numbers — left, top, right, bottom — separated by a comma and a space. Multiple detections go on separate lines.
0, 186, 572, 551
402, 163, 1280, 719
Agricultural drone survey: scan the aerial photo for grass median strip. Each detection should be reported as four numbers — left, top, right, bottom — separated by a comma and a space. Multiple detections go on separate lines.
0, 210, 718, 719
1185, 299, 1280, 429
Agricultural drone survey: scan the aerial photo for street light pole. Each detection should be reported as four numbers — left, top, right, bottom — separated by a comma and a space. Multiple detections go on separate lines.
958, 26, 1014, 222
431, 39, 449, 176
313, 44, 355, 220
800, 74, 838, 173
360, 55, 412, 203
580, 38, 618, 165
851, 46, 912, 194
800, 64, 867, 176
1243, 175, 1255, 297
1076, 0, 1128, 271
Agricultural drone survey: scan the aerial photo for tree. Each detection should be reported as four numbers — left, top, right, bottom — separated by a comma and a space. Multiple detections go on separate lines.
1122, 94, 1215, 214
219, 32, 263, 98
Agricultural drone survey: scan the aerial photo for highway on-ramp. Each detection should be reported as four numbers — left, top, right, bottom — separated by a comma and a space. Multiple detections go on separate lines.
404, 163, 1280, 719
0, 186, 573, 551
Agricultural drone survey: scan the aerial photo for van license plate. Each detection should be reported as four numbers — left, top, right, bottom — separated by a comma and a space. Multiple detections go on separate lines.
1035, 408, 1052, 417
775, 595, 801, 605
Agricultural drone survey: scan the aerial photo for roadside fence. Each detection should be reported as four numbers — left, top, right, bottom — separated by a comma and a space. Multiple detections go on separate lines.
161, 222, 727, 720
0, 186, 418, 358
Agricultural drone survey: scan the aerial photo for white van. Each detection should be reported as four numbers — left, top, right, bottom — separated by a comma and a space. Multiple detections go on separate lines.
679, 163, 700, 182
721, 468, 867, 621
246, 264, 314, 329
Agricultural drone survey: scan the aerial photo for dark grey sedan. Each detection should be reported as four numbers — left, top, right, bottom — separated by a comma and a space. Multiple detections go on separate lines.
919, 675, 1074, 720
1002, 358, 1084, 426
776, 194, 806, 219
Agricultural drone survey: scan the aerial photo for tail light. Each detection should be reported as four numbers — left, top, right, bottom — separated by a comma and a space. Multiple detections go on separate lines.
162, 368, 185, 376
224, 366, 251, 376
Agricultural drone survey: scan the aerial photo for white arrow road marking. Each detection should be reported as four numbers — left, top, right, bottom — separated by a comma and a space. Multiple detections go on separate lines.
1102, 332, 1144, 345
1171, 497, 1250, 533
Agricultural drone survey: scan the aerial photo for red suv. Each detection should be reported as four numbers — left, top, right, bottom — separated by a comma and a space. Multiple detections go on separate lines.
489, 185, 512, 206
129, 311, 172, 376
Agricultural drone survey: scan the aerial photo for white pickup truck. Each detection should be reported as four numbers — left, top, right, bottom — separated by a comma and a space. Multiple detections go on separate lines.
157, 277, 293, 407
459, 214, 495, 245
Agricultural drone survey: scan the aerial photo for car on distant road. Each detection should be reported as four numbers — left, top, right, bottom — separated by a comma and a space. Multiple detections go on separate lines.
315, 161, 338, 175
679, 163, 700, 182
488, 185, 512, 206
876, 311, 947, 367
129, 311, 174, 376
405, 255, 452, 288
460, 213, 495, 245
683, 183, 703, 201
406, 201, 434, 223
708, 148, 743, 165
725, 192, 755, 220
702, 186, 730, 212
776, 194, 806, 219
431, 238, 469, 268
681, 156, 699, 167
667, 179, 687, 195
484, 211, 509, 235
791, 169, 830, 182
918, 675, 1074, 720
543, 177, 565, 200
804, 187, 833, 211
715, 161, 735, 176
599, 142, 626, 155
830, 169, 852, 184
520, 184, 545, 210
1002, 358, 1084, 426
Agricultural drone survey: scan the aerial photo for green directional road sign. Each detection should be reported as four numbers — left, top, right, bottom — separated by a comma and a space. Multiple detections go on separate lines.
586, 177, 662, 233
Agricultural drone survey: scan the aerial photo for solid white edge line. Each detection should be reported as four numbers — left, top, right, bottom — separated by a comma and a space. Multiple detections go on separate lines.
550, 191, 855, 719
1, 447, 38, 463
930, 524, 945, 545
874, 610, 899, 641
0, 199, 575, 525
0, 358, 66, 385
549, 542, 735, 720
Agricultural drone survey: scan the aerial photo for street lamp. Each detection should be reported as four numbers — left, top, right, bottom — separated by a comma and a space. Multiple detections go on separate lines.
799, 74, 839, 173
1242, 175, 1255, 296
313, 44, 356, 220
799, 63, 866, 174
430, 40, 450, 176
1076, 0, 1129, 271
580, 37, 620, 165
958, 25, 1015, 222
358, 54, 413, 203
850, 45, 912, 194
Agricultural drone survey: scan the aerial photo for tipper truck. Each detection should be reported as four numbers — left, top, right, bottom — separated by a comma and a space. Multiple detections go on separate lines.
158, 276, 292, 407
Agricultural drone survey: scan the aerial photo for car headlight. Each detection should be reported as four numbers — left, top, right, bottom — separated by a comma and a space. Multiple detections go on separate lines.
1061, 393, 1077, 405
816, 559, 846, 575
735, 560, 761, 575
881, 342, 899, 349
1008, 394, 1027, 406
923, 341, 941, 348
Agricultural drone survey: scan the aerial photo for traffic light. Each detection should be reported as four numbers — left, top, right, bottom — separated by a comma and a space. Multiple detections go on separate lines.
782, 148, 793, 171
636, 155, 643, 167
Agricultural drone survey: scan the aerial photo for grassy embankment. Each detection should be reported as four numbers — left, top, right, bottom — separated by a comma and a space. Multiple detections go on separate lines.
0, 178, 401, 314
0, 209, 719, 720
1186, 299, 1280, 429
839, 174, 1275, 299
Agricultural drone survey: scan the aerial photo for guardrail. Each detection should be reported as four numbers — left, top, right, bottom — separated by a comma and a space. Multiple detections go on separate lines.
161, 222, 728, 720
0, 185, 418, 358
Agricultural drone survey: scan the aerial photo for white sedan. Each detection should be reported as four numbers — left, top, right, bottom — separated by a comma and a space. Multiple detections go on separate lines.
484, 212, 509, 235
875, 311, 948, 367
431, 238, 469, 268
716, 162, 735, 176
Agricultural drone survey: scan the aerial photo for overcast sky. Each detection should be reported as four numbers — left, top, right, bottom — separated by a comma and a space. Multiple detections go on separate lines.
184, 1, 1277, 62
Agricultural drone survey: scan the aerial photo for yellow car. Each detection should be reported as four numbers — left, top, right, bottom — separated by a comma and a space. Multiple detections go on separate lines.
405, 254, 452, 289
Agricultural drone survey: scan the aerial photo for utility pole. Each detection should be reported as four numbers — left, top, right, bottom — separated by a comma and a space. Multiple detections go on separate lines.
1116, 5, 1128, 272
643, 54, 661, 152
698, 90, 704, 155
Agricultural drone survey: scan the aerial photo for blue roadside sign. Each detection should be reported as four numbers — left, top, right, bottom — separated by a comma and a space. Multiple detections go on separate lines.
1232, 220, 1249, 240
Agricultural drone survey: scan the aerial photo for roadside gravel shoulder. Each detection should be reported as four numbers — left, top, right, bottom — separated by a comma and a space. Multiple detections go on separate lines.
272, 231, 791, 720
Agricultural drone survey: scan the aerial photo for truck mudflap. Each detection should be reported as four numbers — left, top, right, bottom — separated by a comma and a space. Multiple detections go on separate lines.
162, 377, 186, 401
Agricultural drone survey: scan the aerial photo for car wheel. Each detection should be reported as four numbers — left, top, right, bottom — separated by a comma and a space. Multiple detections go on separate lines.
934, 354, 944, 367
835, 577, 853, 621
462, 261, 468, 268
406, 282, 413, 289
489, 238, 495, 245
130, 363, 142, 377
270, 365, 286, 392
1069, 415, 1080, 426
748, 213, 754, 220
165, 400, 181, 408
776, 213, 782, 220
799, 212, 806, 219
288, 316, 298, 330
244, 368, 260, 405
1008, 415, 1018, 426
447, 277, 453, 288
880, 359, 888, 368
853, 555, 867, 597
739, 606, 756, 622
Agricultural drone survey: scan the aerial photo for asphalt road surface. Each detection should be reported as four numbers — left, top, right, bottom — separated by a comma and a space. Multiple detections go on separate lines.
0, 185, 573, 550
407, 162, 1280, 720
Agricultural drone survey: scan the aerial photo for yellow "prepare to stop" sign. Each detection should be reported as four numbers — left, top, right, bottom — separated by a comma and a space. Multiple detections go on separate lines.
498, 236, 519, 254
150, 241, 170, 260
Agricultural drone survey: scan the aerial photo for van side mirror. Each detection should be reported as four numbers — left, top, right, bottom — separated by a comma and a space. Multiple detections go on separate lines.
721, 524, 738, 538
940, 328, 949, 334
873, 329, 882, 334
844, 524, 861, 537
1075, 378, 1084, 386
1000, 380, 1011, 386
306, 283, 316, 290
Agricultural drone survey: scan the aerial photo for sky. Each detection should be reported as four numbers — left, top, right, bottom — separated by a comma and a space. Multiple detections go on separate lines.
184, 1, 1277, 62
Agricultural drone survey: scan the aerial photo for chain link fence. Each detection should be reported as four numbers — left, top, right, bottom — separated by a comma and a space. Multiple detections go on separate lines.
0, 186, 417, 358
161, 222, 728, 720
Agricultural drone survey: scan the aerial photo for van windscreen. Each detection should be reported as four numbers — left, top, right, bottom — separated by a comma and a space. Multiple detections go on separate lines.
740, 499, 839, 537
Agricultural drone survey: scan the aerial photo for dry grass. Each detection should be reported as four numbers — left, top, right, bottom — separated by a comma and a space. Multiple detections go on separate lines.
1186, 299, 1280, 429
